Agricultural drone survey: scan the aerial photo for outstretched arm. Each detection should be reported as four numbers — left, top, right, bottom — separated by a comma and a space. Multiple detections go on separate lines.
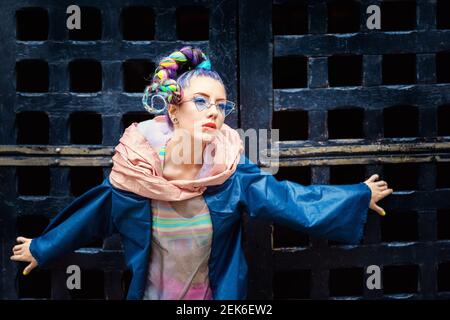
10, 179, 116, 274
237, 156, 392, 244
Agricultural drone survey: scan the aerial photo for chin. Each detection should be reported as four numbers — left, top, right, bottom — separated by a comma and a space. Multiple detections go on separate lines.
201, 134, 215, 144
199, 131, 217, 144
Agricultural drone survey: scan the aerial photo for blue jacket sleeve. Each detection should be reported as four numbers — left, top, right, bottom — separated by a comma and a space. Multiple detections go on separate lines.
237, 156, 372, 244
29, 178, 116, 268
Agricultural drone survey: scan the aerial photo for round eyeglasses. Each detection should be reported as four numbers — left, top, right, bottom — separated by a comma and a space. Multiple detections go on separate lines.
180, 95, 236, 117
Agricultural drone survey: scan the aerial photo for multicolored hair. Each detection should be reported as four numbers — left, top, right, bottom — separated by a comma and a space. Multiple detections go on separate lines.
142, 46, 225, 126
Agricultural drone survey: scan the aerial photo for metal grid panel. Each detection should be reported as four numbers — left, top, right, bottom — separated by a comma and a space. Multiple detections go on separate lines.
0, 0, 238, 299
240, 0, 450, 299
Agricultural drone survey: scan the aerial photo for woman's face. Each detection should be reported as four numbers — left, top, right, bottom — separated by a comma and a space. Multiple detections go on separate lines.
169, 76, 226, 144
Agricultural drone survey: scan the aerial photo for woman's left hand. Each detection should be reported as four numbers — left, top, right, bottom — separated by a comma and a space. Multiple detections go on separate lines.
363, 174, 394, 216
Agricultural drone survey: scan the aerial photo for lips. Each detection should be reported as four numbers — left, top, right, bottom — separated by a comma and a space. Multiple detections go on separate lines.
202, 122, 217, 129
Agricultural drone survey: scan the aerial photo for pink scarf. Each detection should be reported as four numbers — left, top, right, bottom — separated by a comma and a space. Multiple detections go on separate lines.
109, 116, 244, 201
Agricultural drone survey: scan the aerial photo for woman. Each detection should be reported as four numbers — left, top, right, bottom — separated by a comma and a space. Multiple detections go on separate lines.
10, 46, 393, 300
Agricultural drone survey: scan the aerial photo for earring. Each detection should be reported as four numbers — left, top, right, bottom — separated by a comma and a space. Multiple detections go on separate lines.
172, 117, 178, 124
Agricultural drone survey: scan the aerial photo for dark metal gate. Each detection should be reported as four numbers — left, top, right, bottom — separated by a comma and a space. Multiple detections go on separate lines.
1, 0, 450, 299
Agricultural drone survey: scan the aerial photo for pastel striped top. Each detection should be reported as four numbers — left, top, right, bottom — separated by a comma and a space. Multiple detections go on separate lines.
143, 143, 213, 300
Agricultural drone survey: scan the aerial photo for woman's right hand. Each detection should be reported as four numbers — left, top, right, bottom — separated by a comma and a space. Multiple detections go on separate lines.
10, 237, 38, 275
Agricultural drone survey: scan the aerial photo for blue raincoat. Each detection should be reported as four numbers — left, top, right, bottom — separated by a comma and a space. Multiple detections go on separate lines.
29, 154, 372, 300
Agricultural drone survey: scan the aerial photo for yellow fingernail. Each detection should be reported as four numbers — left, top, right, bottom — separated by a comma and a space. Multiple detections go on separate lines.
379, 210, 386, 216
23, 270, 28, 276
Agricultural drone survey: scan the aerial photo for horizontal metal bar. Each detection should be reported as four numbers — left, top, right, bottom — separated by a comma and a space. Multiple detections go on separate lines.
259, 139, 450, 167
274, 85, 450, 111
7, 0, 210, 9
273, 138, 450, 156
15, 40, 209, 62
15, 85, 450, 115
261, 155, 450, 167
3, 138, 450, 156
43, 250, 127, 271
0, 156, 112, 166
275, 30, 450, 56
0, 145, 114, 155
273, 241, 450, 270
15, 93, 146, 114
2, 154, 448, 167
1, 139, 450, 166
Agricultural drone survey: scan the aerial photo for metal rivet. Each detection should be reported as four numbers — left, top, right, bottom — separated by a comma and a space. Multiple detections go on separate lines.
55, 147, 61, 153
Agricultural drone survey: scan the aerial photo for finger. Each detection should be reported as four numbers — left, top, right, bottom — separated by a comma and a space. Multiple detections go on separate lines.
23, 262, 37, 276
16, 237, 28, 243
13, 244, 23, 252
380, 188, 394, 197
378, 185, 388, 191
10, 254, 26, 262
12, 247, 23, 255
367, 174, 379, 183
375, 181, 387, 186
372, 204, 386, 216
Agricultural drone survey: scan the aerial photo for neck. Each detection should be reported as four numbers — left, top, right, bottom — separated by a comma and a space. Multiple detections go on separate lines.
167, 128, 206, 167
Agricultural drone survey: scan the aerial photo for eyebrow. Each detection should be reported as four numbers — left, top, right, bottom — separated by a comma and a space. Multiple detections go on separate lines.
193, 92, 226, 100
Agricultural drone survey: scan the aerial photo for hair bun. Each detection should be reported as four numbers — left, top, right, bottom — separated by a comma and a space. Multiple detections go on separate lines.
142, 46, 210, 114
195, 59, 212, 70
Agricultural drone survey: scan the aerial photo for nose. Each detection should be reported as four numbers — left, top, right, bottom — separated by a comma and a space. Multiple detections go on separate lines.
206, 102, 220, 118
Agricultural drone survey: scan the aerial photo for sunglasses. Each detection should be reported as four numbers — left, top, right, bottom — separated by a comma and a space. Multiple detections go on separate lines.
180, 95, 236, 117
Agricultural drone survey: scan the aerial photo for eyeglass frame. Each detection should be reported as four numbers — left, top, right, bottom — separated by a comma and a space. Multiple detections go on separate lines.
178, 94, 236, 117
